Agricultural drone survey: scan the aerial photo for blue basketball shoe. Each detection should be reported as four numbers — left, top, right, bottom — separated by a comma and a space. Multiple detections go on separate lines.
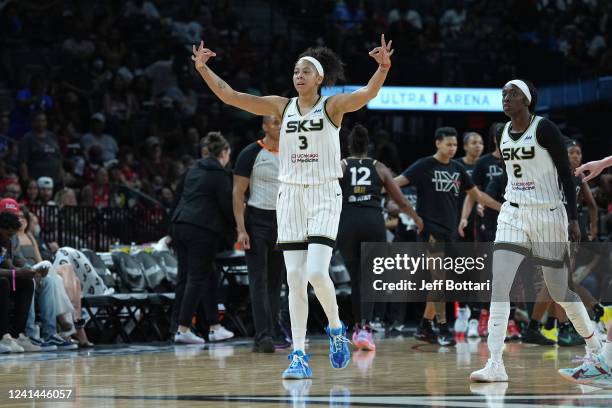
559, 353, 612, 386
282, 350, 312, 379
326, 322, 351, 369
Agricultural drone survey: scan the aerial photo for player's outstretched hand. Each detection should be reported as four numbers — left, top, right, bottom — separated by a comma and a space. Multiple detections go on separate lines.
192, 40, 217, 71
457, 218, 468, 238
368, 34, 394, 68
575, 158, 607, 183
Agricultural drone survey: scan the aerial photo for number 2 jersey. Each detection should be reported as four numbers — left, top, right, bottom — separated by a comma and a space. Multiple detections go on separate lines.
278, 96, 342, 185
340, 157, 384, 208
498, 115, 578, 218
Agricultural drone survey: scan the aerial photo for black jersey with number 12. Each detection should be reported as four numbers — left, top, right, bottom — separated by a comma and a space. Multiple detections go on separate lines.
340, 157, 384, 208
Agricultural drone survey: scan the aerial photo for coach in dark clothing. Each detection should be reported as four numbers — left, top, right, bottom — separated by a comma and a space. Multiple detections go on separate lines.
170, 132, 235, 344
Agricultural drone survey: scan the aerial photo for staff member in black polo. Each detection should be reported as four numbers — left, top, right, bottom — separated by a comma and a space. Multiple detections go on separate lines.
171, 132, 235, 344
233, 115, 285, 353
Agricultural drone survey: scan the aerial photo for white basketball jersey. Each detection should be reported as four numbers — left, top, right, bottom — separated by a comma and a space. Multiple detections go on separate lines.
500, 115, 563, 205
278, 96, 342, 185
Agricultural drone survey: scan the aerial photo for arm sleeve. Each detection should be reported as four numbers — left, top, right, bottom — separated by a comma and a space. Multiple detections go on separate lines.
537, 119, 578, 220
486, 171, 507, 201
233, 143, 261, 178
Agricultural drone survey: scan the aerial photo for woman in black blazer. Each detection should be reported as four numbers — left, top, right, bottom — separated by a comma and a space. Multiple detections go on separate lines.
171, 132, 235, 344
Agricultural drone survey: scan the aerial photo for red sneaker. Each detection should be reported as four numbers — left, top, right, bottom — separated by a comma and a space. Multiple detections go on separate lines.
478, 309, 489, 337
506, 319, 521, 340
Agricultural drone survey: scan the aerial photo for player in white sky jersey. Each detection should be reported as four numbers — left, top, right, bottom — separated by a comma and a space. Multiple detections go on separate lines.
192, 34, 393, 379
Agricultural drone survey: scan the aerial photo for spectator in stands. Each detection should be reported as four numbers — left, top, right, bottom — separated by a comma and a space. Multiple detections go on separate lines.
0, 207, 37, 353
140, 136, 171, 186
332, 0, 366, 30
81, 113, 119, 163
37, 177, 56, 206
103, 74, 136, 140
124, 0, 161, 21
440, 0, 467, 38
0, 162, 18, 195
20, 179, 39, 206
54, 188, 78, 207
19, 112, 63, 187
4, 183, 21, 201
17, 205, 81, 350
170, 132, 235, 344
61, 22, 95, 61
81, 167, 115, 209
387, 0, 423, 31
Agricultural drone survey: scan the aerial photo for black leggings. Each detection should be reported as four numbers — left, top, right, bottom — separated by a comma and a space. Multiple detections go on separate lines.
171, 223, 220, 328
0, 277, 34, 337
337, 206, 387, 325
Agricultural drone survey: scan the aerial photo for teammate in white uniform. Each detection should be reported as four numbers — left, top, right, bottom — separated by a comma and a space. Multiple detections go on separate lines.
191, 34, 394, 379
470, 79, 601, 382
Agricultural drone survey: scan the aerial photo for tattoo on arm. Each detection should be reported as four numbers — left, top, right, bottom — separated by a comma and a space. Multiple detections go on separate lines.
217, 80, 227, 90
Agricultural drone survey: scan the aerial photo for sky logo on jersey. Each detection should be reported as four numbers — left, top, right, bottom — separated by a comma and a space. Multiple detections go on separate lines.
286, 119, 324, 133
431, 171, 460, 194
502, 146, 535, 161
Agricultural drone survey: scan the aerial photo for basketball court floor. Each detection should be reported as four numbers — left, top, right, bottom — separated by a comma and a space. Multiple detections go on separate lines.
1, 335, 611, 407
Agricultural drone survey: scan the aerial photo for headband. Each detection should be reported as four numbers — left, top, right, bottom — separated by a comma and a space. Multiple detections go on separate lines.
505, 79, 531, 103
298, 56, 324, 77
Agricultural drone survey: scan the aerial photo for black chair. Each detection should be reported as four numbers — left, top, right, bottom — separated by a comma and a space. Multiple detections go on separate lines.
133, 251, 168, 292
111, 252, 147, 293
151, 250, 178, 287
81, 248, 117, 289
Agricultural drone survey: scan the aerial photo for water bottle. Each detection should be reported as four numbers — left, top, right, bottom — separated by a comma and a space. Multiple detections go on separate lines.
129, 242, 137, 255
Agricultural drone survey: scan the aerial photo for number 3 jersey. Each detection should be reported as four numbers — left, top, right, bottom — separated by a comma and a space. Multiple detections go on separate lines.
340, 157, 384, 208
279, 96, 342, 185
500, 115, 564, 206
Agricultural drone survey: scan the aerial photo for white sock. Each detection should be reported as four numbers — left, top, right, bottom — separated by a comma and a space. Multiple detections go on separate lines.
284, 250, 309, 352
487, 250, 524, 363
306, 244, 341, 329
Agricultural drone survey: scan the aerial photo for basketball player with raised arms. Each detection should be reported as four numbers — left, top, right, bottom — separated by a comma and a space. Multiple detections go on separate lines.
470, 79, 601, 382
192, 34, 394, 379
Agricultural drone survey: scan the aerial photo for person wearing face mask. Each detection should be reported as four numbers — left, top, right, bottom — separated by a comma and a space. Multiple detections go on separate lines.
170, 131, 235, 345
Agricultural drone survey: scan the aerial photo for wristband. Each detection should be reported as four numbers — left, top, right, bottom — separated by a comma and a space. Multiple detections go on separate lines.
380, 63, 391, 70
11, 268, 15, 292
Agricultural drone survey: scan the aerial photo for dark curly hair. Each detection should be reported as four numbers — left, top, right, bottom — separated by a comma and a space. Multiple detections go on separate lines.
298, 47, 345, 88
348, 124, 369, 156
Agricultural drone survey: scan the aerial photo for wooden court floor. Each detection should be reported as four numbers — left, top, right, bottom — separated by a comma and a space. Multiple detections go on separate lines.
0, 335, 611, 407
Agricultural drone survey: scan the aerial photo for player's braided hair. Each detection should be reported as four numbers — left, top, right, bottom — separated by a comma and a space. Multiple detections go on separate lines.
0, 212, 21, 231
298, 47, 346, 88
201, 131, 230, 157
349, 124, 369, 156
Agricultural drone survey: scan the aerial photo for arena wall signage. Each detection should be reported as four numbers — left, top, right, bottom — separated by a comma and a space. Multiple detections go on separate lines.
322, 86, 503, 112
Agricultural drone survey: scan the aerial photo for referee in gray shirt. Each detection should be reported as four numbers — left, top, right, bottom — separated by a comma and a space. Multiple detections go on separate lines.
233, 116, 286, 353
